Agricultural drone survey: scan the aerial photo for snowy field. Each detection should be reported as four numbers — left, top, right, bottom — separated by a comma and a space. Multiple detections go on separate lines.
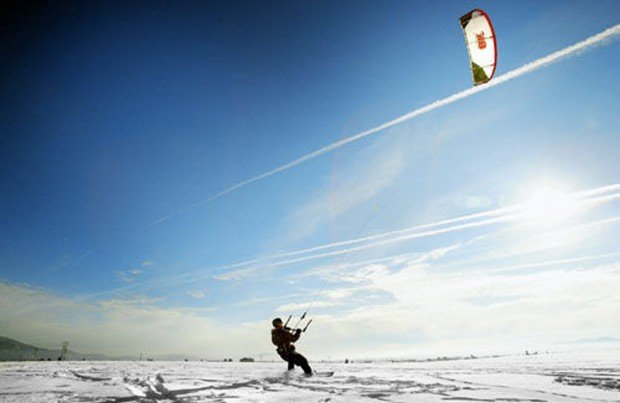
1, 351, 619, 402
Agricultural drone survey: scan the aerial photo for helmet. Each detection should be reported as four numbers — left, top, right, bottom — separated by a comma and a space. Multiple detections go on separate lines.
272, 317, 283, 327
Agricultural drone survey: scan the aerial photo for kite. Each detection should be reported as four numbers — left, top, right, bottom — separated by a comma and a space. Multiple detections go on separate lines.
459, 9, 497, 85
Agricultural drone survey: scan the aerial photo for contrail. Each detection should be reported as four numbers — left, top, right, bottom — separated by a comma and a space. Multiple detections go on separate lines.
150, 24, 620, 227
132, 186, 620, 286
104, 186, 620, 296
213, 185, 620, 273
218, 206, 620, 280
433, 214, 620, 271
87, 192, 620, 298
140, 186, 620, 284
214, 215, 514, 280
470, 251, 620, 276
212, 204, 517, 274
213, 190, 620, 279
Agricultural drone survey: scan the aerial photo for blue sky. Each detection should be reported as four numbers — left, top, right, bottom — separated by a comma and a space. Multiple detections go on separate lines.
1, 0, 620, 359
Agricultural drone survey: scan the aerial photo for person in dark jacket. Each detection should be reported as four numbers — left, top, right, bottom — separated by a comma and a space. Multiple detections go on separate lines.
271, 317, 312, 374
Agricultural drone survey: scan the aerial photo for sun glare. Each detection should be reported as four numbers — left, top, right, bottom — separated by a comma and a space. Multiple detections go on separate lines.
519, 183, 581, 227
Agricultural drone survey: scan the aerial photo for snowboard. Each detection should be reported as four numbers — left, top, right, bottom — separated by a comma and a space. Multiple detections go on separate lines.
283, 370, 334, 380
307, 371, 334, 378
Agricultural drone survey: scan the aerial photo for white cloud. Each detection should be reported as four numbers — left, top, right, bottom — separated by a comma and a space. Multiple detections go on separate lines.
115, 269, 143, 283
306, 259, 620, 355
455, 194, 494, 210
186, 290, 206, 299
3, 252, 619, 360
213, 267, 257, 282
250, 228, 620, 358
0, 281, 248, 358
275, 300, 336, 313
273, 286, 358, 314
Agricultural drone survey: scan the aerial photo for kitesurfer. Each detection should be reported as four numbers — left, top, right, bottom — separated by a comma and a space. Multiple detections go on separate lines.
271, 317, 312, 375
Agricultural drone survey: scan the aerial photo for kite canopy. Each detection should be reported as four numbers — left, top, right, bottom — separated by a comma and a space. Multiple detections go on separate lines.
459, 9, 497, 86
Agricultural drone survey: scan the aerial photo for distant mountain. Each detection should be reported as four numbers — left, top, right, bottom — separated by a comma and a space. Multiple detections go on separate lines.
0, 335, 123, 361
0, 336, 57, 361
1, 335, 220, 362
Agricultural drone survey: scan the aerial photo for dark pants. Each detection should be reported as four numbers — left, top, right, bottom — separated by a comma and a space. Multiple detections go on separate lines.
279, 351, 312, 374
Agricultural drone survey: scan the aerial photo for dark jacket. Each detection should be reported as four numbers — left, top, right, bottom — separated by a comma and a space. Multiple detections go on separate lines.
271, 328, 300, 356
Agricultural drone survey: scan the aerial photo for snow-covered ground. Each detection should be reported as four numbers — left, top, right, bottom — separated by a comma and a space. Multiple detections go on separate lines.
1, 351, 618, 402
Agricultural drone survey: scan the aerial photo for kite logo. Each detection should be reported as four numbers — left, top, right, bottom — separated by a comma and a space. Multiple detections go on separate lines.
476, 32, 487, 49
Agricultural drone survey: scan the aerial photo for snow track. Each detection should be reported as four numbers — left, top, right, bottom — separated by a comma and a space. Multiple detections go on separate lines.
0, 351, 618, 402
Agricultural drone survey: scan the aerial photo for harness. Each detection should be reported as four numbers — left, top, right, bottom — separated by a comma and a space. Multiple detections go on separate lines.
272, 328, 295, 359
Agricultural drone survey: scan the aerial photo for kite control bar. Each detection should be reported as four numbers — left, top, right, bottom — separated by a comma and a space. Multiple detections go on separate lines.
282, 312, 312, 334
284, 319, 313, 334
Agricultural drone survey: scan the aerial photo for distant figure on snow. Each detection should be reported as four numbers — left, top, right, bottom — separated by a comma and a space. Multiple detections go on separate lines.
271, 317, 312, 375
